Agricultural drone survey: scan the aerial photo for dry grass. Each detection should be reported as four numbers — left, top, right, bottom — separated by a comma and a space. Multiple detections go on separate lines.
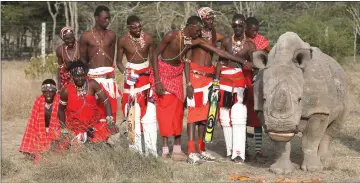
2, 60, 360, 183
1, 61, 53, 121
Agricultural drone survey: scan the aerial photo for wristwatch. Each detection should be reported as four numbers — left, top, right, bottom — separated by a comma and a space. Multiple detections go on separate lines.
106, 116, 114, 124
61, 128, 69, 134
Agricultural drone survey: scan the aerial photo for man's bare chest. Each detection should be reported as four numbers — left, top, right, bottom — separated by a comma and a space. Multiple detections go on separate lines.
124, 40, 150, 54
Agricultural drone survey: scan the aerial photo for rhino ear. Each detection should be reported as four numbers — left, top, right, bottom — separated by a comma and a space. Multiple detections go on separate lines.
252, 51, 268, 69
292, 48, 312, 69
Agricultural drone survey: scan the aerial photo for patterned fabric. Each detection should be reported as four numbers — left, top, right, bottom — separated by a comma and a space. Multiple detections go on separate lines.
197, 7, 214, 18
219, 66, 247, 109
187, 62, 215, 123
59, 65, 71, 88
65, 82, 111, 143
249, 34, 269, 51
88, 66, 121, 99
19, 95, 61, 154
60, 26, 74, 40
122, 62, 151, 119
149, 58, 185, 102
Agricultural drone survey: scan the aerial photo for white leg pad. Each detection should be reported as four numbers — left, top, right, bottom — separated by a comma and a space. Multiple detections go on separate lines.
129, 103, 143, 154
235, 87, 245, 104
220, 107, 232, 157
141, 102, 158, 157
231, 103, 247, 160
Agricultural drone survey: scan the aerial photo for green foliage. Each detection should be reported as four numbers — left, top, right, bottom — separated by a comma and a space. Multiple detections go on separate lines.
24, 54, 58, 79
281, 5, 353, 62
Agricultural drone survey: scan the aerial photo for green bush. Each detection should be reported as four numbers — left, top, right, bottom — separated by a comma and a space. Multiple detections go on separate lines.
280, 6, 353, 63
24, 54, 58, 79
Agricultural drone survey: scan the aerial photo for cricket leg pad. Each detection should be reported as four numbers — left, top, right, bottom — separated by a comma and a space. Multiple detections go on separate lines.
231, 103, 247, 161
142, 102, 158, 157
129, 103, 143, 154
220, 107, 232, 157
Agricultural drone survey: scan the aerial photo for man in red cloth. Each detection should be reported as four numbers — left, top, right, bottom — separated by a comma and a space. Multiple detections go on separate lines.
58, 60, 118, 150
245, 16, 271, 158
151, 15, 254, 161
56, 26, 80, 89
150, 16, 203, 161
80, 5, 120, 125
245, 17, 271, 53
185, 7, 255, 164
215, 14, 257, 163
116, 15, 157, 157
19, 79, 61, 164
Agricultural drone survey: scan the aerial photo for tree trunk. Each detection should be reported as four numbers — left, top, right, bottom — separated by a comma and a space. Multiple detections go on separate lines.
74, 2, 79, 39
64, 2, 69, 26
47, 1, 59, 52
69, 2, 74, 28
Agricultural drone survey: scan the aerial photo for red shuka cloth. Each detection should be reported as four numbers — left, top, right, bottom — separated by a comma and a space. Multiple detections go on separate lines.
59, 66, 71, 89
187, 62, 215, 123
65, 82, 111, 143
248, 34, 269, 51
242, 66, 261, 127
19, 95, 61, 154
149, 58, 185, 102
156, 94, 184, 137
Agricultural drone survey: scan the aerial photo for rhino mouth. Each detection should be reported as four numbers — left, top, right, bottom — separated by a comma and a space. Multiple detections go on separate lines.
268, 132, 295, 142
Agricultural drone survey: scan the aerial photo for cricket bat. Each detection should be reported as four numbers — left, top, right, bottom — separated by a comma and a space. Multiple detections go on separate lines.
204, 81, 220, 143
126, 70, 136, 144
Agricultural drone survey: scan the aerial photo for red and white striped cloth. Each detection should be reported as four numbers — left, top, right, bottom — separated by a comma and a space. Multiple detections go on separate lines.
122, 61, 151, 119
219, 66, 247, 107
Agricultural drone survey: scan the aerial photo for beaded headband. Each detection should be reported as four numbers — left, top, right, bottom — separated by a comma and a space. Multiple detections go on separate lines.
60, 26, 74, 40
233, 19, 245, 25
70, 67, 86, 76
197, 7, 215, 19
41, 84, 57, 92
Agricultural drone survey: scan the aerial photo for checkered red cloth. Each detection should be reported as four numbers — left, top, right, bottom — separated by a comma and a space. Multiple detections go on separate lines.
149, 58, 185, 102
19, 95, 61, 154
59, 66, 71, 89
249, 34, 269, 51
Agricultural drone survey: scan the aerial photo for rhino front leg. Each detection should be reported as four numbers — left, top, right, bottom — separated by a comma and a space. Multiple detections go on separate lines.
301, 114, 329, 172
319, 109, 346, 162
318, 133, 331, 162
270, 141, 295, 174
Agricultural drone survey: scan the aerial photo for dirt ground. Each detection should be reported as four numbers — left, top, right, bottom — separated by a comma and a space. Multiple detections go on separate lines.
1, 61, 360, 183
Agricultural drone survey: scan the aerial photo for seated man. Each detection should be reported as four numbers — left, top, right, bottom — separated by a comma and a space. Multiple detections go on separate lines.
58, 60, 118, 150
19, 79, 61, 164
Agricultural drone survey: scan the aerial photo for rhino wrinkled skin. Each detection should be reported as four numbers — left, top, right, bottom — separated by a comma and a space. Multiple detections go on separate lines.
252, 32, 348, 174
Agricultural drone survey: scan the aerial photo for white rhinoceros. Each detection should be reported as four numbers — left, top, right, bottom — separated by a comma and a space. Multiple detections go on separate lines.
252, 32, 348, 174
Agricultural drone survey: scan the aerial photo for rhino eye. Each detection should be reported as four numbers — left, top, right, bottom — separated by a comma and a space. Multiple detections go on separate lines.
298, 97, 302, 102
